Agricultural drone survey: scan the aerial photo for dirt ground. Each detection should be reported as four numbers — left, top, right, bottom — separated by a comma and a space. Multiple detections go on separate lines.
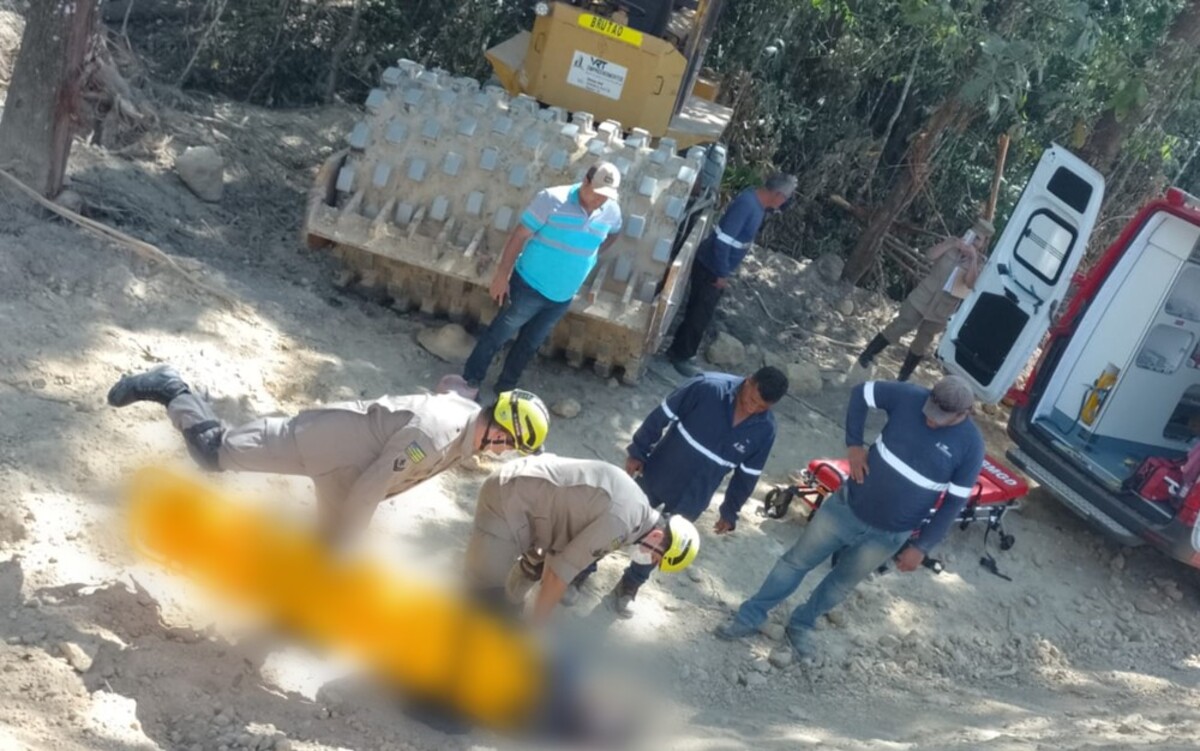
5, 13, 1200, 751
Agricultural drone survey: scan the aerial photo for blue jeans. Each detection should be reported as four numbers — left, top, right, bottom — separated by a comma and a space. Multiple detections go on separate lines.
733, 488, 910, 633
463, 272, 572, 393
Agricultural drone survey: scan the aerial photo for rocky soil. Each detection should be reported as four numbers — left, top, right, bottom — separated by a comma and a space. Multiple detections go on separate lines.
3, 9, 1200, 750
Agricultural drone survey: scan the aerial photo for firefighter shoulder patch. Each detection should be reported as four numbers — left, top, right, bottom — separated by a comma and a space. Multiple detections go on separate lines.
405, 441, 427, 465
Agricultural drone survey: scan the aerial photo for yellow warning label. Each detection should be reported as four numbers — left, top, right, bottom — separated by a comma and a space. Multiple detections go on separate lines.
578, 13, 643, 47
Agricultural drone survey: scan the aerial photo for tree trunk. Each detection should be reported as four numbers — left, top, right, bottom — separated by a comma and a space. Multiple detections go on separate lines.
841, 98, 968, 284
323, 0, 364, 104
0, 0, 99, 197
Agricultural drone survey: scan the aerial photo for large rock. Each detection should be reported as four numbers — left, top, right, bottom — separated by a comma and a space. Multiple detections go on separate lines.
705, 332, 745, 367
59, 641, 93, 673
786, 361, 823, 397
417, 323, 476, 364
551, 398, 581, 418
815, 253, 844, 283
55, 189, 84, 214
175, 146, 225, 202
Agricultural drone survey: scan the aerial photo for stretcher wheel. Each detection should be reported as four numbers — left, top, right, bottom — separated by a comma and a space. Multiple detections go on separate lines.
761, 486, 795, 519
999, 533, 1015, 551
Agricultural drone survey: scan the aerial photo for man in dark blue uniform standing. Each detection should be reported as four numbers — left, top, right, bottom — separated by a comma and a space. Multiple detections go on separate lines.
667, 173, 796, 377
714, 375, 983, 658
566, 366, 788, 618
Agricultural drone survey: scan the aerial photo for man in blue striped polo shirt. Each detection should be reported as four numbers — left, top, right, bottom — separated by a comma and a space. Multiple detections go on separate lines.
715, 375, 984, 658
458, 162, 623, 398
667, 173, 796, 377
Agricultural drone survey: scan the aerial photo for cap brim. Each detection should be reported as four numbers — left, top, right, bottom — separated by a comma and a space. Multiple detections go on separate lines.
595, 187, 620, 200
922, 397, 958, 425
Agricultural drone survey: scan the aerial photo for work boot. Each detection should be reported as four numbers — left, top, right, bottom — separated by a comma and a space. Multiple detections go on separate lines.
713, 618, 757, 641
856, 333, 889, 368
610, 581, 639, 620
107, 365, 190, 408
784, 625, 815, 659
897, 352, 923, 382
671, 357, 701, 378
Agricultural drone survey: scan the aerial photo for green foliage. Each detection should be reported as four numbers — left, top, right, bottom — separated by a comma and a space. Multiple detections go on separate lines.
126, 0, 1200, 288
129, 0, 530, 106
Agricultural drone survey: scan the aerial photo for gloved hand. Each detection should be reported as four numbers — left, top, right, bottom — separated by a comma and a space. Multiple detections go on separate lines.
504, 548, 545, 604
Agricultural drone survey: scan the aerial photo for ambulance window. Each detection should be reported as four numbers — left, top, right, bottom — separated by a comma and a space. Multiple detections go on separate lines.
1014, 209, 1076, 284
1048, 167, 1094, 213
1163, 385, 1200, 442
1165, 265, 1200, 323
1136, 325, 1194, 374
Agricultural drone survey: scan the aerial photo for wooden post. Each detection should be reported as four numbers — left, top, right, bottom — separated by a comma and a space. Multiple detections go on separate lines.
984, 133, 1011, 222
0, 0, 99, 197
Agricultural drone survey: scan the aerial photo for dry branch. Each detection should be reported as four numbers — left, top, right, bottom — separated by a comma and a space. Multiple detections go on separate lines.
0, 167, 249, 316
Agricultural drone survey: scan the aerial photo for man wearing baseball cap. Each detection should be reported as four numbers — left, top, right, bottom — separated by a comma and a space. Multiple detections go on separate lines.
450, 162, 623, 399
715, 375, 983, 660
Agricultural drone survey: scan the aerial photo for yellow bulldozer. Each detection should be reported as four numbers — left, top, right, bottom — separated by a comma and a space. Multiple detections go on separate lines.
304, 0, 732, 382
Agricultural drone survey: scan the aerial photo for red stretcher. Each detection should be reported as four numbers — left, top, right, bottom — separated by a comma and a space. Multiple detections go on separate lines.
760, 454, 1030, 575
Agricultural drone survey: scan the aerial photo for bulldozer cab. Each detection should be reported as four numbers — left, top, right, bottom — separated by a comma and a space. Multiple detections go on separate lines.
485, 0, 730, 149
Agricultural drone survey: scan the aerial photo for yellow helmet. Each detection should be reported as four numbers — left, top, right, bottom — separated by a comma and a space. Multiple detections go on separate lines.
492, 389, 551, 454
658, 515, 700, 573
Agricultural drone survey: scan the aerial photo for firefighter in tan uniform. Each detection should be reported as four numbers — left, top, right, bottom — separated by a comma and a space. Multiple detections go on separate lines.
854, 216, 995, 381
466, 454, 700, 624
107, 365, 550, 542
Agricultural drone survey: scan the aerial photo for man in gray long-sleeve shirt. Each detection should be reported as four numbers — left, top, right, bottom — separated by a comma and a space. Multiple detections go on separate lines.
107, 364, 550, 543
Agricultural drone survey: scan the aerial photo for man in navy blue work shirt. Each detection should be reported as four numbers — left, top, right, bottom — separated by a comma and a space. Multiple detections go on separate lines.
668, 173, 796, 377
565, 366, 788, 618
714, 375, 984, 658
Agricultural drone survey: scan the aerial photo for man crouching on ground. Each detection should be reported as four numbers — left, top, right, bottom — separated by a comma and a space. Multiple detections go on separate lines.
465, 454, 699, 624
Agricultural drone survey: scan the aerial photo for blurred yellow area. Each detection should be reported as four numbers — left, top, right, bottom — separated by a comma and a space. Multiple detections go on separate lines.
127, 467, 543, 730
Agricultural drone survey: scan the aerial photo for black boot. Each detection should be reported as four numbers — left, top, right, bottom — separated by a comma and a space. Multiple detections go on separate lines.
107, 365, 191, 407
857, 334, 889, 368
897, 352, 923, 382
